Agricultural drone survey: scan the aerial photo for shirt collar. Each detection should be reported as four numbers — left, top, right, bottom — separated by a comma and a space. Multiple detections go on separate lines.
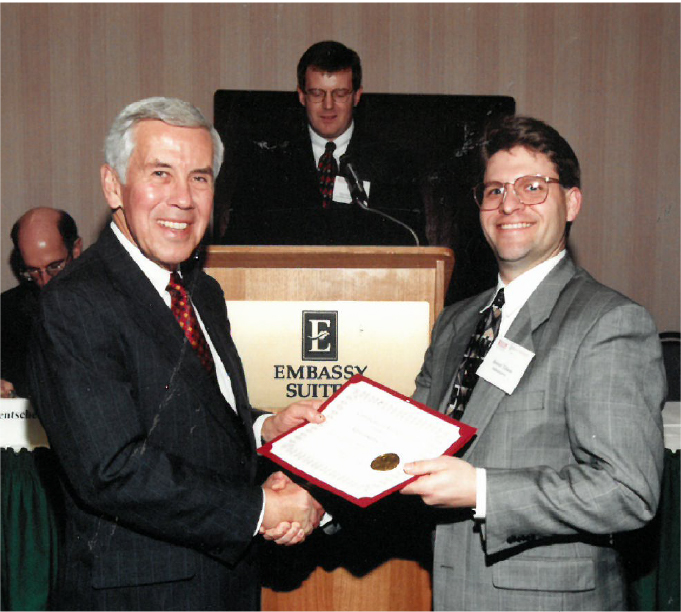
110, 220, 175, 299
483, 250, 567, 314
309, 122, 354, 162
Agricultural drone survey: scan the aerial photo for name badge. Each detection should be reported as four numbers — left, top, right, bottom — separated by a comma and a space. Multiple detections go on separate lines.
333, 176, 371, 204
477, 337, 534, 395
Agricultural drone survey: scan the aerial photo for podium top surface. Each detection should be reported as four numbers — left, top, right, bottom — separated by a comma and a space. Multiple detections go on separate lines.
205, 245, 453, 275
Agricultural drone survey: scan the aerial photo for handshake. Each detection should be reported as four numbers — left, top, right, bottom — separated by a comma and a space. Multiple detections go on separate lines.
261, 471, 325, 546
258, 400, 327, 546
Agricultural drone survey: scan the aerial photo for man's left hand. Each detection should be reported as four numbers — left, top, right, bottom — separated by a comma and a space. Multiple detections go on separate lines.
261, 400, 325, 443
401, 456, 477, 508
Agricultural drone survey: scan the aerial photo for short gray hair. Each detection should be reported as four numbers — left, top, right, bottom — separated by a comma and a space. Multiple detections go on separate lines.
104, 97, 224, 183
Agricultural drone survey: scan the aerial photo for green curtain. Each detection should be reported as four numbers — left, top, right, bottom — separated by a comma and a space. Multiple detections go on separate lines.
623, 449, 680, 611
1, 448, 62, 611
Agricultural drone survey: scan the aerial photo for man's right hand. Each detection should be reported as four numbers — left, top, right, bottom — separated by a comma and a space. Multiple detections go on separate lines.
261, 471, 324, 545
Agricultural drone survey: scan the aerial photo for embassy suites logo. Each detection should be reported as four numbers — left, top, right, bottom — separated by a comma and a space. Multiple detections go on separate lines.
270, 310, 367, 399
302, 310, 338, 361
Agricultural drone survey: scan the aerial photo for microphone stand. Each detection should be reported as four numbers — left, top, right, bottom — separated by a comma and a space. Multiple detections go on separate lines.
339, 157, 420, 246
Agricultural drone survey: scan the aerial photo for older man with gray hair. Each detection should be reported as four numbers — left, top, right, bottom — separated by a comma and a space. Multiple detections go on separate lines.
28, 97, 326, 610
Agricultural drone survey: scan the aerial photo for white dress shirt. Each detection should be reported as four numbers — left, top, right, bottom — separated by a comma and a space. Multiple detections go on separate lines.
309, 122, 354, 167
474, 250, 567, 519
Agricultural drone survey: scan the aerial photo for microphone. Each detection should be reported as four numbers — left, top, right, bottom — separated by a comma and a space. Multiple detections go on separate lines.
339, 156, 370, 209
339, 154, 420, 246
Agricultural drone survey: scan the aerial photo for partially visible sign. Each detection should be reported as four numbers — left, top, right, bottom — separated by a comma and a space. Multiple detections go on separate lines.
0, 398, 50, 450
226, 301, 430, 409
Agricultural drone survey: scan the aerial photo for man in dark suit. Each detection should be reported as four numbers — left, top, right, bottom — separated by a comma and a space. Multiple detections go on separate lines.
1, 208, 82, 399
220, 40, 425, 246
1, 208, 80, 611
401, 116, 665, 609
28, 97, 326, 610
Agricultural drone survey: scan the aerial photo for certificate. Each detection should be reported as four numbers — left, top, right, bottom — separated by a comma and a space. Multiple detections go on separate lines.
258, 375, 476, 507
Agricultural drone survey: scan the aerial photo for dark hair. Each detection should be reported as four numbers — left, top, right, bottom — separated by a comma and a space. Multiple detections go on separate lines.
10, 209, 80, 271
480, 115, 580, 189
297, 41, 362, 92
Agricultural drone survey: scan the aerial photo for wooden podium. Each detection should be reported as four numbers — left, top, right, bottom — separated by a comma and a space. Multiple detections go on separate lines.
204, 245, 454, 611
205, 245, 453, 324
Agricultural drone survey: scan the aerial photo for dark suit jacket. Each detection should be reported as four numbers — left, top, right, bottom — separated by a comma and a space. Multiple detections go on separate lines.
219, 122, 426, 246
1, 282, 39, 398
28, 227, 263, 610
413, 255, 666, 610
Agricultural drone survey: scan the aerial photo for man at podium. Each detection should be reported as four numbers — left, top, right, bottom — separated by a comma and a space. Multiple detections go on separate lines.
220, 40, 427, 246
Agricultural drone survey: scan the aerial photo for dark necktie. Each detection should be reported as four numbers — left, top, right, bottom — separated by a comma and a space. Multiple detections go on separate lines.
167, 271, 216, 377
317, 141, 337, 208
446, 288, 505, 420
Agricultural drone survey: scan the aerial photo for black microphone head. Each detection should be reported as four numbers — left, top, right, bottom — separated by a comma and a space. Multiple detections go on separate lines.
338, 153, 352, 177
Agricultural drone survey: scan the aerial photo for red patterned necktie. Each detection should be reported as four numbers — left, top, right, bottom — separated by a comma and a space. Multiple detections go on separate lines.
167, 271, 216, 377
317, 141, 338, 208
446, 288, 505, 420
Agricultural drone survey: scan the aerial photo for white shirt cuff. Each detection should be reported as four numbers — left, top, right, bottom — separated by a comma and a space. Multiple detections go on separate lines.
252, 413, 271, 448
254, 488, 266, 535
252, 415, 273, 535
473, 467, 487, 519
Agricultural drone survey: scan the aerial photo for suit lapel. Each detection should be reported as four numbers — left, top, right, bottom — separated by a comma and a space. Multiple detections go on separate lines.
98, 229, 242, 440
190, 278, 250, 408
506, 255, 578, 349
183, 268, 255, 449
437, 291, 495, 412
461, 256, 578, 455
98, 228, 187, 370
292, 127, 322, 208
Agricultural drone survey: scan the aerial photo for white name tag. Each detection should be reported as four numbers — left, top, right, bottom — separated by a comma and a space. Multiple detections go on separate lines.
477, 336, 534, 395
333, 176, 371, 204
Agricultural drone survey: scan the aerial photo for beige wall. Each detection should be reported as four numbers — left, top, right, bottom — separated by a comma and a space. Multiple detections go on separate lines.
2, 3, 679, 330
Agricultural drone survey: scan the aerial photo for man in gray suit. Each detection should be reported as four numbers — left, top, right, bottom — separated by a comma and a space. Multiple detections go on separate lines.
402, 115, 665, 610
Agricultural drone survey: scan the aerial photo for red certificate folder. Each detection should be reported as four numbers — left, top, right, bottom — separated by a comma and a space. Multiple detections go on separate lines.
258, 375, 477, 507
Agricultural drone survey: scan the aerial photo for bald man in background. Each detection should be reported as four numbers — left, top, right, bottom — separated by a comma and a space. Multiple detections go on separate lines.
1, 207, 82, 398
1, 208, 81, 610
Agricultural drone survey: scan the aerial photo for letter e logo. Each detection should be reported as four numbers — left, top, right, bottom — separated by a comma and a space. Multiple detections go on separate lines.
302, 311, 338, 361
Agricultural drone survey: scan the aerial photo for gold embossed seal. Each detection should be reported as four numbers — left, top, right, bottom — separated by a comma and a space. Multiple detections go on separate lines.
371, 453, 400, 471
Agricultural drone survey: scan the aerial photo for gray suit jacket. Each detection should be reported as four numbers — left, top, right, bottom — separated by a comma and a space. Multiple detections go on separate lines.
413, 254, 665, 610
29, 227, 263, 610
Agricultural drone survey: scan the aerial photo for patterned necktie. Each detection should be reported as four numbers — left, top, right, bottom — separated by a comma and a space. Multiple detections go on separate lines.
167, 272, 216, 377
317, 141, 338, 208
446, 288, 505, 420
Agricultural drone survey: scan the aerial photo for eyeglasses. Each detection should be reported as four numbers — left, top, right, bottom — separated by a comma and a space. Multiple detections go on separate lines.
473, 175, 561, 211
21, 255, 71, 282
304, 88, 354, 102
